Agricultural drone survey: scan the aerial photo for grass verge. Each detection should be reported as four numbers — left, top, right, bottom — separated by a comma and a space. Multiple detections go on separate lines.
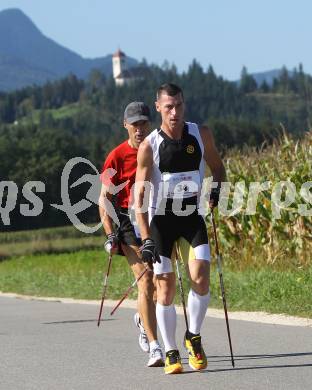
0, 225, 102, 259
0, 250, 311, 318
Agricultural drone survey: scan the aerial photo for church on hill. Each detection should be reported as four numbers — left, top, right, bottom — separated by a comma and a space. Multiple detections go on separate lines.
112, 48, 148, 86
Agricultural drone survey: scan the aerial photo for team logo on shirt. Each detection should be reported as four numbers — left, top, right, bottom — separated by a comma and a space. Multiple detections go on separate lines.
186, 145, 195, 154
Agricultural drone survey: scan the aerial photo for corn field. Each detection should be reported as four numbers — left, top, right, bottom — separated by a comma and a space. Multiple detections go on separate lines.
211, 129, 312, 270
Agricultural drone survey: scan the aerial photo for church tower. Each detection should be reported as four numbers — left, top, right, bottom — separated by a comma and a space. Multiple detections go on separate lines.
112, 49, 126, 79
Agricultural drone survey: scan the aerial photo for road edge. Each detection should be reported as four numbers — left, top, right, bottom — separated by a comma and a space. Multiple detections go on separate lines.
0, 291, 311, 327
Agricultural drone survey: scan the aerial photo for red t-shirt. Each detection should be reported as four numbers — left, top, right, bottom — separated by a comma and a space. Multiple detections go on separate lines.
101, 140, 137, 209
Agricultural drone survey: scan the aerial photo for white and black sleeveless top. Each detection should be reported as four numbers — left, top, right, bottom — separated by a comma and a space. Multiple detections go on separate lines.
146, 122, 205, 214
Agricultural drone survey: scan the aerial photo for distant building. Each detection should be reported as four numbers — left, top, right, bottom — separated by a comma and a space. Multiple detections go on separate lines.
112, 48, 149, 87
112, 49, 126, 83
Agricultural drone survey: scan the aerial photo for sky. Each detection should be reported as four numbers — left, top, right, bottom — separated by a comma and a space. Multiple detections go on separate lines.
0, 0, 311, 80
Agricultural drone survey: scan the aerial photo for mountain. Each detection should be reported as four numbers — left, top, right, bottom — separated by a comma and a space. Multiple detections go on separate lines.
233, 68, 296, 87
0, 54, 57, 91
251, 69, 294, 86
0, 8, 137, 91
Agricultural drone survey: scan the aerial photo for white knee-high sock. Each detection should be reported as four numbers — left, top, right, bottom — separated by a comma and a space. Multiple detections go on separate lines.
156, 303, 178, 352
188, 289, 210, 335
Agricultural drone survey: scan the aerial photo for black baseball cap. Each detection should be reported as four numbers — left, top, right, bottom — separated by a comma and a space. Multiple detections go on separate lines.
124, 102, 150, 124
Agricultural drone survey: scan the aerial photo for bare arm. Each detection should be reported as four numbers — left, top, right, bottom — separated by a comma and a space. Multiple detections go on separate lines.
98, 183, 114, 235
200, 125, 226, 185
135, 139, 153, 241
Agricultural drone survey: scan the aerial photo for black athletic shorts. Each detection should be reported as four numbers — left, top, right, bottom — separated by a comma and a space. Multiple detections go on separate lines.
150, 211, 210, 274
117, 208, 141, 251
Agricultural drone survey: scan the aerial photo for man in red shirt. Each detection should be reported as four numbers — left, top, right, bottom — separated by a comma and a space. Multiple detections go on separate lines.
98, 102, 164, 367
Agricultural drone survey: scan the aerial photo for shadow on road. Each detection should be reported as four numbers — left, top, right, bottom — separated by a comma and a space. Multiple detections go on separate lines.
206, 363, 312, 373
207, 351, 312, 362
180, 352, 312, 374
42, 318, 115, 325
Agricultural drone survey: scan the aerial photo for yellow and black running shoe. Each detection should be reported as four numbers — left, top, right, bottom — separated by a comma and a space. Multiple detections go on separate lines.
164, 350, 183, 374
184, 332, 207, 371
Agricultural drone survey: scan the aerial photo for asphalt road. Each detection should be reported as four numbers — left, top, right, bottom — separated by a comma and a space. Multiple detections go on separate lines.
0, 296, 311, 390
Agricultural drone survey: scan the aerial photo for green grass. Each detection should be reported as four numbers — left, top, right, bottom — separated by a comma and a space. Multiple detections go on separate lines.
0, 225, 102, 244
0, 250, 134, 300
16, 103, 80, 126
0, 237, 103, 259
0, 250, 311, 318
50, 104, 80, 120
0, 225, 102, 259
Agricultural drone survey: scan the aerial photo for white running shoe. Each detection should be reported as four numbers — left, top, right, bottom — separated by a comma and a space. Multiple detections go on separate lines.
147, 346, 165, 367
134, 312, 149, 353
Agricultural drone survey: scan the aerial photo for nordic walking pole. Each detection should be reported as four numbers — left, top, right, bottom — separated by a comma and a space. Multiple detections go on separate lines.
110, 266, 149, 316
210, 210, 235, 367
174, 244, 189, 332
97, 251, 113, 327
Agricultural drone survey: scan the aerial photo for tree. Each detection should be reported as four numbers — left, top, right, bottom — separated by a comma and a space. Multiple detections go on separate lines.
240, 66, 257, 93
279, 66, 289, 93
260, 80, 270, 93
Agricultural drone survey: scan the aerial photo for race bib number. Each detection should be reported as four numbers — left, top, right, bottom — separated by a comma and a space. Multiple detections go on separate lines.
161, 171, 200, 199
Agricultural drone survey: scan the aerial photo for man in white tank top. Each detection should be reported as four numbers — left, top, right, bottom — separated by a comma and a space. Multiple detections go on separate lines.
135, 83, 226, 374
